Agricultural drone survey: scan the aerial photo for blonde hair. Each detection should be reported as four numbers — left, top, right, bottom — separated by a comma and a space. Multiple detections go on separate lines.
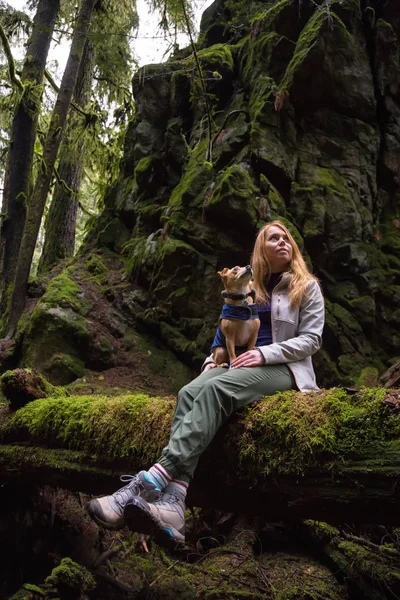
251, 220, 317, 306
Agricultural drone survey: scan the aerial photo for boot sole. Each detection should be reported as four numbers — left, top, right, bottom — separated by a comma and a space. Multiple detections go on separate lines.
124, 502, 185, 549
85, 501, 124, 531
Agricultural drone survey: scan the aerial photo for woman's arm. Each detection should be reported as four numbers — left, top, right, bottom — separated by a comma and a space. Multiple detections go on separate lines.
257, 280, 324, 365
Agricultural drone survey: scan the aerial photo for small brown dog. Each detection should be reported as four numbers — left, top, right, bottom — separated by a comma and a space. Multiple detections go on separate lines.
212, 265, 260, 367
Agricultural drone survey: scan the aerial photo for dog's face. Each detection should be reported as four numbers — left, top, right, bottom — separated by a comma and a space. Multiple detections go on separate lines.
218, 265, 253, 293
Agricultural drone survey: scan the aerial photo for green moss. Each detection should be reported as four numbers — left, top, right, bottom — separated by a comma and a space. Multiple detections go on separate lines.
168, 138, 214, 212
260, 173, 286, 215
0, 368, 66, 401
280, 8, 350, 92
0, 443, 113, 476
196, 43, 234, 72
248, 75, 276, 122
376, 18, 395, 32
98, 335, 113, 353
250, 0, 292, 34
259, 550, 345, 600
243, 32, 282, 84
124, 233, 198, 280
9, 584, 45, 599
134, 331, 192, 393
134, 156, 152, 174
303, 520, 339, 540
315, 167, 351, 199
45, 557, 95, 596
160, 321, 197, 355
331, 302, 363, 333
86, 254, 107, 276
134, 156, 153, 190
39, 268, 91, 315
43, 352, 86, 384
238, 387, 396, 476
23, 303, 90, 371
337, 540, 400, 584
358, 367, 379, 387
207, 164, 258, 225
0, 393, 175, 463
180, 43, 234, 82
2, 387, 398, 479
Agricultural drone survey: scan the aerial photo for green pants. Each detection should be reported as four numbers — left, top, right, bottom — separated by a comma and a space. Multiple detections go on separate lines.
158, 364, 296, 483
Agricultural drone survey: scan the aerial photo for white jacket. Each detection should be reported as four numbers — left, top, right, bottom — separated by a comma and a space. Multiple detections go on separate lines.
204, 274, 325, 392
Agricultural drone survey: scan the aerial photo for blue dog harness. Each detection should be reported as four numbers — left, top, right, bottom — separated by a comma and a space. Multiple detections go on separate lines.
220, 304, 259, 321
210, 272, 283, 352
210, 303, 259, 351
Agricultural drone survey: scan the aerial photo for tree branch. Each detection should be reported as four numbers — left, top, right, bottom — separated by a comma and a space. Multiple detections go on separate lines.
179, 0, 213, 163
44, 68, 90, 119
0, 23, 23, 93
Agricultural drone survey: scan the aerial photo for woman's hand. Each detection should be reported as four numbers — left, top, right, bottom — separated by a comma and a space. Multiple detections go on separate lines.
230, 349, 265, 369
203, 362, 217, 372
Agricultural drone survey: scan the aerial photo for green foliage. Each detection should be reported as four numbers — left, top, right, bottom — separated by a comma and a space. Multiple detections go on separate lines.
90, 0, 138, 106
147, 0, 194, 32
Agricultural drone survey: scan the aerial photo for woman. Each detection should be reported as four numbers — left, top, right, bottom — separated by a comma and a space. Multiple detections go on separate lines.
86, 221, 325, 547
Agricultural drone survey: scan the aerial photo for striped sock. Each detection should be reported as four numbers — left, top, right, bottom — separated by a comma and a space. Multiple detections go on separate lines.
148, 463, 172, 490
165, 478, 188, 501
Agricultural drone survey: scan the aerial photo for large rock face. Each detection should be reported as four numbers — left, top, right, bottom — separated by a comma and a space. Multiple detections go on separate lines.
22, 0, 400, 387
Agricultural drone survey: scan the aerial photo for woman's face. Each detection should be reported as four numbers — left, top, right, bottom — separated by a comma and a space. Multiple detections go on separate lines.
264, 225, 293, 272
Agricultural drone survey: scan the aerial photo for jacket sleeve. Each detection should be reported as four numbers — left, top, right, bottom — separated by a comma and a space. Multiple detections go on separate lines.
201, 353, 215, 371
258, 280, 325, 365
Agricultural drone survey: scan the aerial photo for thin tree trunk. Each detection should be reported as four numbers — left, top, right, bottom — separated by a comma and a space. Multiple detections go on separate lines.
6, 0, 97, 337
0, 0, 60, 316
38, 41, 95, 275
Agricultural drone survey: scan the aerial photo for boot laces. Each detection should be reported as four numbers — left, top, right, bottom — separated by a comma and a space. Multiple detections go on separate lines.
113, 474, 142, 508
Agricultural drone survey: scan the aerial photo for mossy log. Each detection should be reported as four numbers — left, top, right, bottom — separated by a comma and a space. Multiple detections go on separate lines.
298, 521, 400, 600
1, 388, 400, 525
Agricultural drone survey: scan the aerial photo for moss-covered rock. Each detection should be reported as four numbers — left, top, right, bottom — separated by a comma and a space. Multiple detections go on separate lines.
45, 557, 95, 598
205, 164, 259, 235
0, 368, 65, 409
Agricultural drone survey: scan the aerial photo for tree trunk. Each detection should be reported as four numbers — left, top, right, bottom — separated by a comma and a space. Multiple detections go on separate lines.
5, 0, 98, 337
37, 41, 95, 276
0, 0, 60, 317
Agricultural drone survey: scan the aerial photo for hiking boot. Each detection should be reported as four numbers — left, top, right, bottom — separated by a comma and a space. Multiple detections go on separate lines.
86, 472, 161, 530
124, 492, 185, 548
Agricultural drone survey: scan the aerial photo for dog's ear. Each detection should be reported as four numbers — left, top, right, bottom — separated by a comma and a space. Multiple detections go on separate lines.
217, 268, 228, 278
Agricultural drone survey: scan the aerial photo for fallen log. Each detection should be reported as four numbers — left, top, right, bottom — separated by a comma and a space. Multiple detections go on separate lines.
0, 388, 400, 524
381, 360, 400, 389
